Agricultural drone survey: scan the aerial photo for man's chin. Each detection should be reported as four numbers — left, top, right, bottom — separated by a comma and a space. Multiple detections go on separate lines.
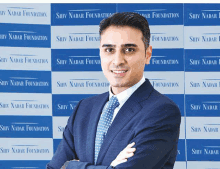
110, 82, 130, 88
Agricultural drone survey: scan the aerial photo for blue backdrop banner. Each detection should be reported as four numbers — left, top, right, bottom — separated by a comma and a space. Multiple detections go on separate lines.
0, 3, 219, 169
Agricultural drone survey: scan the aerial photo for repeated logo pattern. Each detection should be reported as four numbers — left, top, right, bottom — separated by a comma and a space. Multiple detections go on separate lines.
0, 3, 219, 169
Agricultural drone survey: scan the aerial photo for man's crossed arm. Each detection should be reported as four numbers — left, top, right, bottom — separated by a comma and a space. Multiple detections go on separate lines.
61, 142, 136, 169
46, 100, 181, 169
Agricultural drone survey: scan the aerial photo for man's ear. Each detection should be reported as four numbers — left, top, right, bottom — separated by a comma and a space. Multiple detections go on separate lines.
145, 45, 152, 65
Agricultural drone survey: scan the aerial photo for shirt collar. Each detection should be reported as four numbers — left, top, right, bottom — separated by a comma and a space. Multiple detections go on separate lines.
109, 75, 145, 105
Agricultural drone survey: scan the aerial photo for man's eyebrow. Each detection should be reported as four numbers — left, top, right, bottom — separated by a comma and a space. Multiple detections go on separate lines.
102, 44, 116, 47
122, 44, 138, 47
102, 44, 138, 47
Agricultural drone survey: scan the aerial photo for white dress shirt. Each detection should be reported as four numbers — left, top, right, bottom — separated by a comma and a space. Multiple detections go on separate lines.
106, 75, 146, 124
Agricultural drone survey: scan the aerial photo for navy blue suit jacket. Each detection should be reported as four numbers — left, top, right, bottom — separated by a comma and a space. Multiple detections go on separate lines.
47, 79, 181, 169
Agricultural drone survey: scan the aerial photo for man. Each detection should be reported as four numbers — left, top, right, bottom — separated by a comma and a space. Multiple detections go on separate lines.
47, 12, 181, 169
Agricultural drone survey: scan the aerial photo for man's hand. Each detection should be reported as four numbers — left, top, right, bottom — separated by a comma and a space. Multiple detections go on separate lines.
60, 142, 136, 169
110, 142, 136, 167
61, 159, 79, 169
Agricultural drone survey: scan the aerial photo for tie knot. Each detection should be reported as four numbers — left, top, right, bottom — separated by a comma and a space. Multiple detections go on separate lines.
108, 96, 119, 109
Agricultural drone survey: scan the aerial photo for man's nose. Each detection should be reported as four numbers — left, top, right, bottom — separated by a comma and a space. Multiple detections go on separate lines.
112, 51, 126, 66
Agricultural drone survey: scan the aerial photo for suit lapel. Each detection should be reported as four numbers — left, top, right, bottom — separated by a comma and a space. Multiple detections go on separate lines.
86, 92, 109, 164
96, 79, 154, 164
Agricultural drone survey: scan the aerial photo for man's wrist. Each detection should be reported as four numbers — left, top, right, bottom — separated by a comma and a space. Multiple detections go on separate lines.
110, 164, 115, 168
110, 161, 115, 168
62, 161, 70, 169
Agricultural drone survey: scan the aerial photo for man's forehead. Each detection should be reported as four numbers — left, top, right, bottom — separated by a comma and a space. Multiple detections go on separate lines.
100, 26, 143, 45
100, 25, 143, 37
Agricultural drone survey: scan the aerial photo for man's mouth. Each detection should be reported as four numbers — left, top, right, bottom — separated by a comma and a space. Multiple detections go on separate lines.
111, 70, 128, 73
111, 70, 128, 76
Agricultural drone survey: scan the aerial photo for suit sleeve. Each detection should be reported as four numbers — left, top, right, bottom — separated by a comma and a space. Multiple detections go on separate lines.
111, 103, 181, 169
46, 99, 84, 169
57, 102, 181, 169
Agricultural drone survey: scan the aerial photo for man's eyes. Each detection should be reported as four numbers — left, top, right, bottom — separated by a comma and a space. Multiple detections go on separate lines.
105, 48, 115, 53
104, 48, 135, 54
124, 48, 135, 53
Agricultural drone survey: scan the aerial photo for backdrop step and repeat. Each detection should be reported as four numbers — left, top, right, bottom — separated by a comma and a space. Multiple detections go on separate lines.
0, 3, 220, 169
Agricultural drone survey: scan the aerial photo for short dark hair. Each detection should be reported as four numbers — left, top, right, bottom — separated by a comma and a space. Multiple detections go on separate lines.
99, 12, 150, 49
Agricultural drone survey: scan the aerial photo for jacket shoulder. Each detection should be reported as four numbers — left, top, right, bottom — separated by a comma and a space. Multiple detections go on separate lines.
146, 89, 181, 118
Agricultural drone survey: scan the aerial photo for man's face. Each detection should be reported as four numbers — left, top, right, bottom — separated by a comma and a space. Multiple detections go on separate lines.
100, 25, 152, 94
